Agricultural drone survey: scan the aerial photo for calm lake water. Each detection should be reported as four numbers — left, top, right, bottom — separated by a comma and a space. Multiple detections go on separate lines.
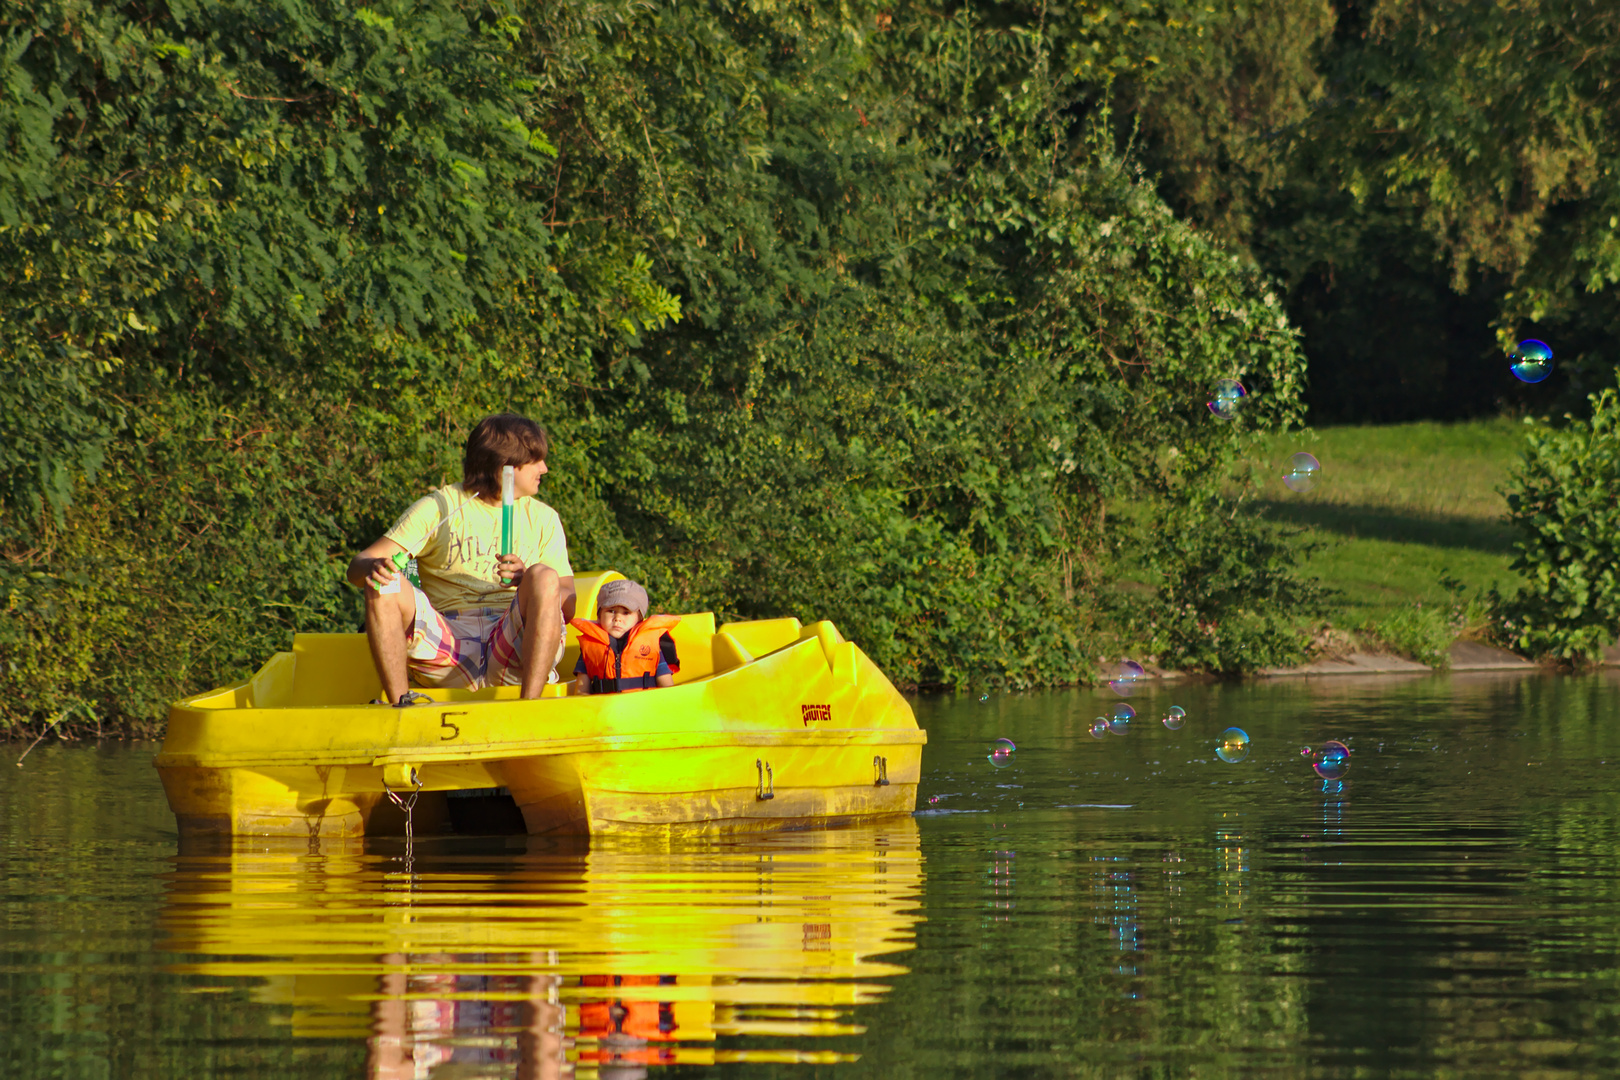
8, 672, 1620, 1078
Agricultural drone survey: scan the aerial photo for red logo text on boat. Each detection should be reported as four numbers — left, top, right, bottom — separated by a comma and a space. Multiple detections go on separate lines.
801, 703, 831, 726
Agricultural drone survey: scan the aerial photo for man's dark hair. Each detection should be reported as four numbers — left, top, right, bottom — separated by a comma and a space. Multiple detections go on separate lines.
462, 414, 549, 498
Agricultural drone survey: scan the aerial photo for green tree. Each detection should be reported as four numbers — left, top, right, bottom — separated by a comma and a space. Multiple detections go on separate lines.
0, 0, 1314, 732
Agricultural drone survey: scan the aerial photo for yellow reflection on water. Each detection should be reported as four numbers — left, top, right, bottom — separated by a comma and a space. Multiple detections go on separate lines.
160, 819, 922, 1076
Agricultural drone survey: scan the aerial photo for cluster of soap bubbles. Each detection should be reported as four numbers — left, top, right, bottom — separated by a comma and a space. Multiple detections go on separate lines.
1204, 342, 1560, 509
1510, 339, 1553, 384
1206, 381, 1328, 496
1299, 740, 1351, 780
1088, 694, 1189, 740
1089, 704, 1136, 739
1213, 342, 1554, 416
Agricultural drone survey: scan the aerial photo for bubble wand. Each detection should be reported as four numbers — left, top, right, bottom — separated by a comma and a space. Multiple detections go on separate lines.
500, 465, 515, 585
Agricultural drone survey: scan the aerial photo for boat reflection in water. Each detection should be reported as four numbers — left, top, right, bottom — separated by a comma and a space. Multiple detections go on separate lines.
160, 818, 922, 1076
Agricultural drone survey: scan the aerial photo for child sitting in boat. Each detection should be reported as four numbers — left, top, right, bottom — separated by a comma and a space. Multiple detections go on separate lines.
347, 414, 575, 704
571, 579, 680, 694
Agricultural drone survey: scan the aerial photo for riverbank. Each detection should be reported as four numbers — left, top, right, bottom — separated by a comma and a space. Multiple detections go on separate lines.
1247, 417, 1526, 666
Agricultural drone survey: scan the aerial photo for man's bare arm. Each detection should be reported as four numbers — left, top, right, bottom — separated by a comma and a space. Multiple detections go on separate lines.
558, 575, 576, 622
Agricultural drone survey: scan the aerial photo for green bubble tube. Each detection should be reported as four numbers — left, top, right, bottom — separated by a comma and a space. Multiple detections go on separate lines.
500, 465, 515, 583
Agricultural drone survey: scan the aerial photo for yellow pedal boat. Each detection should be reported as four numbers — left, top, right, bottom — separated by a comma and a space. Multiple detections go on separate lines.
154, 571, 926, 838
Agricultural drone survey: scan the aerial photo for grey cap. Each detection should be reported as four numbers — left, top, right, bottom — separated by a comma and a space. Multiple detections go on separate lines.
596, 578, 649, 619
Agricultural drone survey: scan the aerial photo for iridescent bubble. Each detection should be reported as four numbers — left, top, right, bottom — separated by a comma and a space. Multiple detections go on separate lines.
1299, 746, 1312, 758
1312, 740, 1351, 781
1510, 339, 1553, 384
1090, 718, 1111, 739
928, 795, 942, 805
1215, 727, 1250, 764
988, 737, 1017, 768
1162, 705, 1187, 731
1208, 379, 1247, 420
1109, 703, 1135, 735
1109, 660, 1145, 697
1282, 452, 1319, 494
979, 693, 990, 703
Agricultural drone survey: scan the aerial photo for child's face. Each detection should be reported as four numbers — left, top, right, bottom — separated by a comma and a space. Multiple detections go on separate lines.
598, 604, 639, 637
511, 458, 548, 498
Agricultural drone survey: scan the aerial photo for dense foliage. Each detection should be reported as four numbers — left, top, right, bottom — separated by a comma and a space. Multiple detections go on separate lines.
1, 0, 1323, 732
1124, 0, 1620, 423
1502, 380, 1620, 664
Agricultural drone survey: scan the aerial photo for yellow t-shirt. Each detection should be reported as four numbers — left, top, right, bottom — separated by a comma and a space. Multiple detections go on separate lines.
385, 483, 573, 613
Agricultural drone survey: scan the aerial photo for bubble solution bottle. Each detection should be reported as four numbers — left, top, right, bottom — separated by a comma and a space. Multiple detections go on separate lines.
373, 551, 412, 594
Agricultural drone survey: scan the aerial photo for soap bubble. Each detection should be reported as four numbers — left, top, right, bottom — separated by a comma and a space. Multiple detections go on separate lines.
1109, 704, 1135, 735
1510, 339, 1553, 384
1162, 705, 1187, 730
988, 738, 1017, 768
1109, 660, 1145, 696
1090, 718, 1111, 739
1208, 379, 1247, 420
1299, 746, 1312, 758
1215, 727, 1251, 764
1282, 452, 1320, 494
928, 795, 942, 805
979, 693, 989, 703
1311, 740, 1351, 781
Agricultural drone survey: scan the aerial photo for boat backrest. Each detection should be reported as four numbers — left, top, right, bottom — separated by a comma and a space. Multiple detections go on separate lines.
571, 569, 626, 621
717, 617, 804, 660
290, 634, 382, 705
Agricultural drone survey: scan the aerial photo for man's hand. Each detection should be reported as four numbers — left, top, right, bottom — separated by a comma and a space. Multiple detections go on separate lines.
347, 537, 406, 590
365, 556, 401, 591
496, 553, 526, 587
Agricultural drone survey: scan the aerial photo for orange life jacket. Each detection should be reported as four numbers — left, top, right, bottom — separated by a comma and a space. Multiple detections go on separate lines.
571, 614, 681, 693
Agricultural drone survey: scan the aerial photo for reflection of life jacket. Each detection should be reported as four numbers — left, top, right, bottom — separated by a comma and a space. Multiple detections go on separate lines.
577, 1000, 679, 1041
571, 615, 681, 694
577, 975, 679, 1042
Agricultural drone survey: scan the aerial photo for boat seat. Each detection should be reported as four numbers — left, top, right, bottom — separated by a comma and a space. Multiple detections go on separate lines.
281, 611, 803, 705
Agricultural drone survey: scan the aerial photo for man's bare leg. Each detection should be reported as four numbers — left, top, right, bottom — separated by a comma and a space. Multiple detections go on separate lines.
363, 585, 418, 704
516, 566, 563, 699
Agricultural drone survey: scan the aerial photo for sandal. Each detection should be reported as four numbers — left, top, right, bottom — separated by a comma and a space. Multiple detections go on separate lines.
369, 691, 434, 707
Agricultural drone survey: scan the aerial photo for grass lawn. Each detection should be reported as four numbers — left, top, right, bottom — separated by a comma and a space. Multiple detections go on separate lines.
1243, 418, 1527, 628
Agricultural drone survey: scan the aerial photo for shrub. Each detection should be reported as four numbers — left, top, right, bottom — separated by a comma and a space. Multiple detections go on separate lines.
1130, 500, 1327, 674
1501, 382, 1620, 664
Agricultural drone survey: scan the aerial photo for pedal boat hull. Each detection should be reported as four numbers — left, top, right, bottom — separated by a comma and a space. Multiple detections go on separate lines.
154, 579, 925, 838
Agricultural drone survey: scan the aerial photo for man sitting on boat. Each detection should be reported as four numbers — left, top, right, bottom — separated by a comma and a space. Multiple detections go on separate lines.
346, 414, 575, 704
572, 579, 680, 694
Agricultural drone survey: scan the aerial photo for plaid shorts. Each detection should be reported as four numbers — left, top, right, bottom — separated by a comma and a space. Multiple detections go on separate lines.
404, 584, 562, 690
